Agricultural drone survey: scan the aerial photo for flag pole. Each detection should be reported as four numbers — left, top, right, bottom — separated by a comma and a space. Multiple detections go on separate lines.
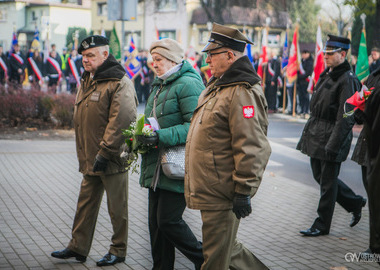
292, 83, 297, 116
282, 75, 287, 113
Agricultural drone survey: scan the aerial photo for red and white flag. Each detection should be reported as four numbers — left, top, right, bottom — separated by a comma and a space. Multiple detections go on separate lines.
307, 24, 325, 92
286, 26, 300, 83
28, 57, 43, 81
257, 28, 268, 79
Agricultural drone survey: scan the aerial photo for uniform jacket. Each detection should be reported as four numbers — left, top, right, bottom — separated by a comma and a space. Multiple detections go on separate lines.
139, 60, 203, 193
73, 54, 137, 176
352, 66, 380, 166
297, 60, 361, 162
185, 56, 271, 211
297, 56, 314, 88
0, 53, 8, 83
265, 57, 281, 84
8, 51, 25, 81
370, 60, 380, 74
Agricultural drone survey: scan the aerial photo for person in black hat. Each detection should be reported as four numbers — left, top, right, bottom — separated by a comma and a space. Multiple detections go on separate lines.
51, 35, 138, 266
185, 23, 271, 269
297, 34, 366, 236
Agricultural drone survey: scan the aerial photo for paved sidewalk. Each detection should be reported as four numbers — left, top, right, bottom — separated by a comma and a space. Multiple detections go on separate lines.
0, 138, 378, 270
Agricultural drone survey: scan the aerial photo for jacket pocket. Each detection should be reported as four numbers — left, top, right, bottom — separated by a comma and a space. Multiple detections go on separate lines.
202, 149, 220, 186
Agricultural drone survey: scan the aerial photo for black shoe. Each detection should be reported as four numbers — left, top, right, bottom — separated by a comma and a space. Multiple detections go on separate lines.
96, 253, 125, 267
350, 198, 367, 227
51, 248, 86, 262
300, 227, 328, 237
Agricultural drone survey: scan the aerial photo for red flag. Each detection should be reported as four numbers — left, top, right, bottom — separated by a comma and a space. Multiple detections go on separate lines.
257, 28, 268, 78
307, 24, 325, 92
155, 25, 160, 40
287, 26, 300, 83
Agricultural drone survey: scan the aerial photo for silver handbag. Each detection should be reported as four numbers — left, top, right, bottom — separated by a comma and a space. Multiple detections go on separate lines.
161, 145, 185, 180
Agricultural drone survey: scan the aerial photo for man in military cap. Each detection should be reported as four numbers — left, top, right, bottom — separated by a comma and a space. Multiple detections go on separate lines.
297, 34, 366, 236
185, 23, 271, 269
51, 35, 137, 266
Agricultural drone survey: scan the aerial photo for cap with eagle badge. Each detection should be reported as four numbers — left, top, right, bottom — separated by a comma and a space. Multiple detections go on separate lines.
202, 23, 253, 53
323, 34, 350, 54
78, 35, 109, 54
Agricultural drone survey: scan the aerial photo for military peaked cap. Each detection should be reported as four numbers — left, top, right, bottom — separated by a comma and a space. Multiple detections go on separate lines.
78, 35, 109, 54
202, 23, 253, 53
323, 34, 350, 53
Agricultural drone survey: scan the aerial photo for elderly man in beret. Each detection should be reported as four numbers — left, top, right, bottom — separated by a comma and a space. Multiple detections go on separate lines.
185, 23, 271, 269
297, 34, 366, 237
51, 35, 137, 266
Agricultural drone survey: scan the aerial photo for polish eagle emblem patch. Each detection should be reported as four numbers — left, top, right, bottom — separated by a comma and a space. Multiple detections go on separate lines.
243, 106, 254, 118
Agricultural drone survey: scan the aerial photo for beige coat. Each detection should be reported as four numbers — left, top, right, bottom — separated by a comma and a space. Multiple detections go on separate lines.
184, 56, 271, 211
73, 55, 137, 176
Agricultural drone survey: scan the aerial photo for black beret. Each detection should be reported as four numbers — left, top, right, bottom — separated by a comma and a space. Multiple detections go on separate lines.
78, 35, 109, 54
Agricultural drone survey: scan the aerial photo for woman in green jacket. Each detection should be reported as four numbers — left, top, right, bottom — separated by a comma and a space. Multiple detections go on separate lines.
138, 38, 204, 270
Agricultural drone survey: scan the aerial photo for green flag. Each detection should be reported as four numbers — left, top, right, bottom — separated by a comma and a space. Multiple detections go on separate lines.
109, 24, 121, 61
356, 28, 369, 82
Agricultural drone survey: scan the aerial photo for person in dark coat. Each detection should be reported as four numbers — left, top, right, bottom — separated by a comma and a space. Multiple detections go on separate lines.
0, 44, 8, 85
297, 50, 314, 116
65, 49, 83, 94
27, 49, 43, 90
265, 51, 281, 112
370, 47, 380, 74
352, 66, 380, 263
8, 44, 26, 86
297, 34, 366, 237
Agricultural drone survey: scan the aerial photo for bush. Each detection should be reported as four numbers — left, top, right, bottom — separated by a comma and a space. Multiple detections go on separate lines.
0, 85, 75, 129
51, 93, 76, 128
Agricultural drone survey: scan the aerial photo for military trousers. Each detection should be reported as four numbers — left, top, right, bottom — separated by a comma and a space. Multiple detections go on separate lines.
200, 209, 268, 270
310, 158, 363, 233
67, 172, 128, 257
367, 159, 380, 253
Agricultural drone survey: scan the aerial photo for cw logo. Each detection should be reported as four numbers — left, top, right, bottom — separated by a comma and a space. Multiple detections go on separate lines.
344, 252, 361, 262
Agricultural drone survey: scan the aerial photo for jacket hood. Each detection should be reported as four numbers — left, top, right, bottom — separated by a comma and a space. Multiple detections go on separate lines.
320, 60, 352, 81
82, 54, 126, 81
151, 60, 198, 86
209, 55, 261, 87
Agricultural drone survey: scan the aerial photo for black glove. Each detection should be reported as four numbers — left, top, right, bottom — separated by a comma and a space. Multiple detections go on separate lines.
137, 132, 158, 146
232, 193, 252, 219
325, 149, 338, 160
93, 154, 108, 172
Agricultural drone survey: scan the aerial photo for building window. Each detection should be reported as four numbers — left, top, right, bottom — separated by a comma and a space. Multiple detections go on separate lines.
0, 8, 7, 22
199, 29, 209, 45
157, 0, 177, 12
97, 2, 107, 16
268, 31, 281, 47
159, 30, 176, 40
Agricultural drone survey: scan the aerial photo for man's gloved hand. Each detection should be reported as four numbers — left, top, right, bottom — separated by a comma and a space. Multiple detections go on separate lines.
232, 193, 252, 219
137, 132, 158, 146
93, 154, 108, 172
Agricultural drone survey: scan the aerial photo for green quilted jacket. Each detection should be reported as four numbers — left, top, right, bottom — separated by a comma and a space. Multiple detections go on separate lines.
139, 60, 204, 193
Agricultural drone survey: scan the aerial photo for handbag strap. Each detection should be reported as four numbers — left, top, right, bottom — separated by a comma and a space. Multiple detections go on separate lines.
151, 84, 172, 123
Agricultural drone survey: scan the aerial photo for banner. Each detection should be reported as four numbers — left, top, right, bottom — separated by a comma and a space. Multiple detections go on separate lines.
124, 37, 141, 79
257, 28, 268, 78
356, 27, 369, 82
109, 24, 121, 61
286, 26, 300, 83
307, 24, 325, 92
31, 28, 40, 50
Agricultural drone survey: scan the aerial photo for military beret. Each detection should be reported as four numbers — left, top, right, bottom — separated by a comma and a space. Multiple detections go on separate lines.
78, 35, 109, 54
323, 34, 350, 53
202, 23, 253, 53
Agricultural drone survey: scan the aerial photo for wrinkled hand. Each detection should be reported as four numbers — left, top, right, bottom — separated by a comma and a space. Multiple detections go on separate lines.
137, 132, 158, 146
93, 154, 108, 172
232, 193, 252, 219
